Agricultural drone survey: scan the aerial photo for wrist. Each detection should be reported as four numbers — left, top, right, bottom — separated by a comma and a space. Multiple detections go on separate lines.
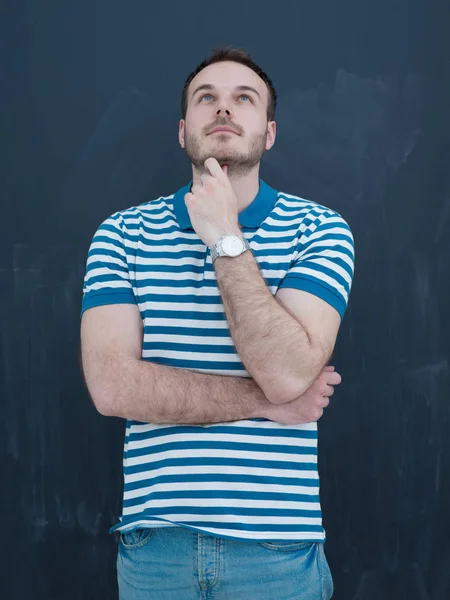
247, 380, 275, 419
208, 227, 242, 248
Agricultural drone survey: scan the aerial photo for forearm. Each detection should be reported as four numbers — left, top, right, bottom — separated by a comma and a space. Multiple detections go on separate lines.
99, 358, 273, 424
214, 251, 325, 403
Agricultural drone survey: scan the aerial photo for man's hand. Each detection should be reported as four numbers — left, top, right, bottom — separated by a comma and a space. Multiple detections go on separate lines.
261, 366, 342, 425
184, 158, 241, 247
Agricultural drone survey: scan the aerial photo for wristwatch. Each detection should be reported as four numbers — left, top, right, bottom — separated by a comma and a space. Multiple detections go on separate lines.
210, 234, 251, 263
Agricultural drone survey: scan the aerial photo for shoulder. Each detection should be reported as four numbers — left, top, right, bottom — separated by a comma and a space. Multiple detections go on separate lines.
275, 190, 353, 238
99, 191, 177, 233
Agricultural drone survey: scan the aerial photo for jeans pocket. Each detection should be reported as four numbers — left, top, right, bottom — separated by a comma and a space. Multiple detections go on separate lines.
119, 527, 154, 550
257, 540, 314, 552
318, 544, 334, 599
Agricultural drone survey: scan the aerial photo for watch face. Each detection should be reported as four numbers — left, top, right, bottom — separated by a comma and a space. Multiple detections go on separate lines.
222, 235, 244, 256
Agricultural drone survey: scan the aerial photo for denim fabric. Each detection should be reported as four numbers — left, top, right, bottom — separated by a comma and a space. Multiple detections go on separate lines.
117, 526, 333, 600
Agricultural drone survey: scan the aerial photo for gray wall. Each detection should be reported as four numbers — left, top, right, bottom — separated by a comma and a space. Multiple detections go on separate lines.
1, 0, 449, 598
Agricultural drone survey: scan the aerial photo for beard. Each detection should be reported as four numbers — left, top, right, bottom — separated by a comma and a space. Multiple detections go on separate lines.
184, 127, 268, 177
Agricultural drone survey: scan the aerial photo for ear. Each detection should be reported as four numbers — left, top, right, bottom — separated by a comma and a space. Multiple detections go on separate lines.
265, 121, 276, 151
178, 120, 186, 148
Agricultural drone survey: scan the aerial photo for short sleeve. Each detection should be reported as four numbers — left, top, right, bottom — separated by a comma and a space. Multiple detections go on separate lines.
278, 211, 355, 321
81, 214, 137, 317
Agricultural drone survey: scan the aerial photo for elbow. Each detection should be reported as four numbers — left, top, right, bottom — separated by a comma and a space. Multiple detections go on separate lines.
85, 380, 120, 417
94, 396, 115, 417
263, 377, 311, 405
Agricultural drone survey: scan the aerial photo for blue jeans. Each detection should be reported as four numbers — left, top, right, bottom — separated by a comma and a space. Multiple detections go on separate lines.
117, 526, 334, 599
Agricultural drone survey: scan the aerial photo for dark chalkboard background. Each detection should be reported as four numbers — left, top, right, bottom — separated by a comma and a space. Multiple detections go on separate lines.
1, 0, 449, 598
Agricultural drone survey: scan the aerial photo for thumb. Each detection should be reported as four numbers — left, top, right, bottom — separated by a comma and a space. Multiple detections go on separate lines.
222, 164, 228, 176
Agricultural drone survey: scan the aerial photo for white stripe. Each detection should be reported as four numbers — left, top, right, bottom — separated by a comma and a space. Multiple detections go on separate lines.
129, 257, 207, 267
124, 482, 319, 500
301, 225, 353, 245
124, 465, 318, 484
124, 231, 200, 244
290, 266, 348, 296
124, 498, 321, 512
86, 266, 129, 280
90, 239, 126, 257
126, 433, 318, 452
142, 318, 229, 328
120, 210, 176, 224
141, 300, 224, 312
84, 280, 130, 293
116, 520, 324, 540
87, 254, 126, 269
142, 349, 240, 362
305, 257, 353, 284
135, 270, 206, 281
121, 509, 322, 525
142, 333, 235, 345
124, 448, 317, 468
128, 421, 317, 434
139, 287, 219, 298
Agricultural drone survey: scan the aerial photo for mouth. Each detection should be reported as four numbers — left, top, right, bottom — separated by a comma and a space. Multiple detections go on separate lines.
209, 127, 239, 135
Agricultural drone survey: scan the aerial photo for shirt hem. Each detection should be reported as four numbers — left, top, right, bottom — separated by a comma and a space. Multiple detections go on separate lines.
110, 517, 326, 543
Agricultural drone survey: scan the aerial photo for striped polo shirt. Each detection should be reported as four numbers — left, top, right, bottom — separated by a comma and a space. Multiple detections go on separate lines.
81, 179, 355, 542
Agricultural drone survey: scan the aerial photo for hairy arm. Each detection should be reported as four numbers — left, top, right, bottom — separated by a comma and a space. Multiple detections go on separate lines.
80, 303, 273, 424
214, 250, 341, 404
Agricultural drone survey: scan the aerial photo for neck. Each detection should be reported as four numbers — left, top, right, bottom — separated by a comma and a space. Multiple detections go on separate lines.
191, 164, 261, 214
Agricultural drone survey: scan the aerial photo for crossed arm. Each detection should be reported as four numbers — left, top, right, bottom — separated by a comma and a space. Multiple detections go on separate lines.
81, 249, 341, 425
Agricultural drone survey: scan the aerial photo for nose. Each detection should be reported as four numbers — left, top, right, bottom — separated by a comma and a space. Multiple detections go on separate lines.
216, 108, 231, 116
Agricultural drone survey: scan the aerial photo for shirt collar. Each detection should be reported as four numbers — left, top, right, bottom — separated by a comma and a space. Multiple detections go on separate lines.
172, 179, 279, 230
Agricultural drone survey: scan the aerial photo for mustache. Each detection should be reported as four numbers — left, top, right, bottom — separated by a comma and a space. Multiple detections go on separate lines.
204, 118, 242, 135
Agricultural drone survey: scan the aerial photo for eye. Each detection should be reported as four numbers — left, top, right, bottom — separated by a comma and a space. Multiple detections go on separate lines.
239, 94, 252, 102
201, 94, 214, 102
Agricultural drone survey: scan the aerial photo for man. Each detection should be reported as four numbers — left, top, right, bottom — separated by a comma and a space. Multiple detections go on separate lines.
81, 47, 354, 600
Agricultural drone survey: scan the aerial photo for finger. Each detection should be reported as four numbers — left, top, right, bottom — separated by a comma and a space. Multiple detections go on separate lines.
200, 173, 214, 187
324, 366, 335, 372
222, 165, 228, 176
326, 372, 342, 385
321, 396, 330, 408
323, 384, 335, 397
204, 157, 223, 178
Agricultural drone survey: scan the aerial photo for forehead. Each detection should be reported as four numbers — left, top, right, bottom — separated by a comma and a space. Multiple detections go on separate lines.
188, 61, 268, 100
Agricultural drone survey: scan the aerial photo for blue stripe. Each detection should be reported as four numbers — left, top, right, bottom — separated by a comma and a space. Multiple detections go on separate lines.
88, 234, 124, 252
140, 293, 222, 305
279, 275, 346, 318
123, 490, 320, 508
84, 273, 130, 285
143, 326, 230, 337
141, 308, 226, 320
121, 505, 322, 518
142, 341, 237, 354
125, 440, 317, 460
86, 260, 129, 274
124, 457, 318, 476
292, 261, 350, 292
81, 290, 136, 315
126, 425, 317, 441
123, 473, 320, 492
135, 277, 288, 289
298, 256, 354, 280
144, 357, 244, 370
122, 233, 205, 247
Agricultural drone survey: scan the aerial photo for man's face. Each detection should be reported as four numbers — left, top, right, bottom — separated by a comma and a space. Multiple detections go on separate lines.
179, 61, 276, 177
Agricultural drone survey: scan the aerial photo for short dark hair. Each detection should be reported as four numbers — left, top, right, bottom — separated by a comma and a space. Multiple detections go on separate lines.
181, 47, 277, 121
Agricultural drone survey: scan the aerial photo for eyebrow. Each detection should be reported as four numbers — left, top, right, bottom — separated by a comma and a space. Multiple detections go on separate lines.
191, 84, 261, 100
